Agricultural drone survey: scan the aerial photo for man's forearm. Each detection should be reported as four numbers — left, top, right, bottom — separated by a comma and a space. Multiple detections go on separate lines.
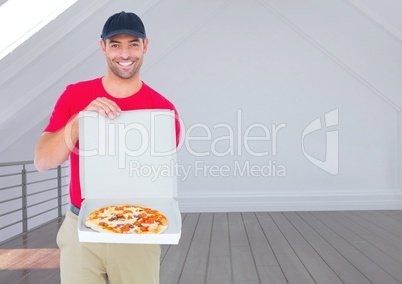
34, 116, 79, 172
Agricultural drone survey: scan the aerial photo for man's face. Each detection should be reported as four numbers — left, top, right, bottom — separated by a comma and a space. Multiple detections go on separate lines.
101, 34, 148, 80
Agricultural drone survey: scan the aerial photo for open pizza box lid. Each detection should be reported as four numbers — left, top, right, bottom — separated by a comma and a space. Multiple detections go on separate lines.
77, 109, 181, 244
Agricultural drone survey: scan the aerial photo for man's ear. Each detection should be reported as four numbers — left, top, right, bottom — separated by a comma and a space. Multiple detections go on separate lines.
100, 39, 107, 55
143, 38, 149, 54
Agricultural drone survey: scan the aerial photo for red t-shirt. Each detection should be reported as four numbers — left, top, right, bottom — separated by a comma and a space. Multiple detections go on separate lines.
44, 78, 180, 208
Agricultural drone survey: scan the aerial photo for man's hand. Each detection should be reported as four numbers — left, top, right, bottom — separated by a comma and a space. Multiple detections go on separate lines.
34, 97, 121, 172
85, 97, 121, 119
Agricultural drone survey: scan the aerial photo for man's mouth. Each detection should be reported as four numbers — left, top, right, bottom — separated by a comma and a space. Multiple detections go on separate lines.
118, 61, 133, 67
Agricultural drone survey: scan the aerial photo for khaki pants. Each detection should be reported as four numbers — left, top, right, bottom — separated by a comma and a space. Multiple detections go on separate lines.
57, 210, 161, 284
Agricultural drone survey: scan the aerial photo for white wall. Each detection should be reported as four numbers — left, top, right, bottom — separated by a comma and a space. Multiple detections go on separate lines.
1, 0, 401, 212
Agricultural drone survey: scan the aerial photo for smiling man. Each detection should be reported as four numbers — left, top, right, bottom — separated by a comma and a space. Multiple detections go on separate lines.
34, 11, 180, 284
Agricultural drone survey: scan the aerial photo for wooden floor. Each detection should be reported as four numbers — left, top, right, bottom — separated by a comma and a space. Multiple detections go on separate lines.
1, 211, 402, 283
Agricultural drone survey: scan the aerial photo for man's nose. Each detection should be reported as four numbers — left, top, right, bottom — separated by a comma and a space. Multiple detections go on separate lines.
120, 47, 130, 59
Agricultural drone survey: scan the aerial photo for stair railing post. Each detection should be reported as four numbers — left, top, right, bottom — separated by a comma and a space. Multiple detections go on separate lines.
57, 165, 62, 218
21, 164, 28, 233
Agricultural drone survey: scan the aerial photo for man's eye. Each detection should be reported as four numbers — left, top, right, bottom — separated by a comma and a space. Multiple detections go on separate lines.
111, 44, 119, 48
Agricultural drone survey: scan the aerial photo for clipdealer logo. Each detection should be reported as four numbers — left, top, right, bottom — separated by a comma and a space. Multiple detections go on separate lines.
301, 108, 339, 175
73, 108, 340, 180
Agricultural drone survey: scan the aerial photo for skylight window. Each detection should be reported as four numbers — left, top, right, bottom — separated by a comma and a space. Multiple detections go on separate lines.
0, 0, 78, 60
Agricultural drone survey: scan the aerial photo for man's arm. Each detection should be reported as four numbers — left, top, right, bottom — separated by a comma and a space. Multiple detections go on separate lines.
34, 97, 121, 172
34, 115, 79, 172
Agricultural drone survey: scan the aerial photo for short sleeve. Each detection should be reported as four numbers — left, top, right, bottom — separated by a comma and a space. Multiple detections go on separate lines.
43, 86, 74, 133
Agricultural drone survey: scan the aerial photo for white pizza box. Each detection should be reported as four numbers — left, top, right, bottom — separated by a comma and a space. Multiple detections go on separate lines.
77, 109, 181, 244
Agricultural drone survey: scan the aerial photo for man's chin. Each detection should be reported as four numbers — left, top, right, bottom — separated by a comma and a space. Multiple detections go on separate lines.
112, 70, 137, 80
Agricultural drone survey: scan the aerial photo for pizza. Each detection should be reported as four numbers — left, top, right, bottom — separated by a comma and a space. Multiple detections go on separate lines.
85, 204, 168, 234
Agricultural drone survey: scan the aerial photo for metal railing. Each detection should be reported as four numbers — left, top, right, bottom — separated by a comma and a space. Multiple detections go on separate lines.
0, 160, 70, 244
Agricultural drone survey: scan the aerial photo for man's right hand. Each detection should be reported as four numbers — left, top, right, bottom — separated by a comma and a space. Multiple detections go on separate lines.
84, 97, 121, 119
34, 97, 121, 172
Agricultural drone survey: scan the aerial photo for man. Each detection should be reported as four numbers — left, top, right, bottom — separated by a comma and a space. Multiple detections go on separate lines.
34, 11, 180, 284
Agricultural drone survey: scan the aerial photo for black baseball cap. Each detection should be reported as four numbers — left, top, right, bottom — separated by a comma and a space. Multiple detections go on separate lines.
101, 11, 146, 40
